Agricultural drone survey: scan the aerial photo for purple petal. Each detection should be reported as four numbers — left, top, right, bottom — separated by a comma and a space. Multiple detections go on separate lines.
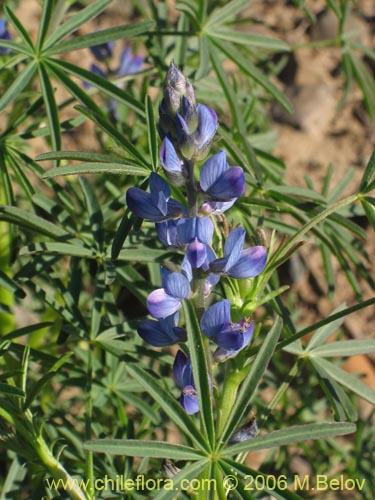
180, 386, 199, 415
227, 246, 267, 278
205, 167, 245, 201
223, 227, 246, 271
201, 199, 237, 214
181, 255, 193, 282
147, 289, 181, 318
196, 217, 214, 244
137, 315, 187, 347
199, 150, 228, 192
200, 299, 231, 339
126, 188, 160, 220
215, 328, 245, 351
186, 239, 207, 268
118, 46, 143, 75
176, 217, 196, 244
161, 269, 191, 299
90, 40, 114, 61
173, 350, 189, 388
160, 137, 183, 174
196, 104, 218, 145
156, 220, 180, 247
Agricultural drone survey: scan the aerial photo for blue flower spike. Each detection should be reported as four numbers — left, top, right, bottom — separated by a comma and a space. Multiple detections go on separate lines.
200, 299, 254, 362
0, 19, 11, 55
126, 173, 186, 222
209, 227, 267, 279
173, 351, 199, 415
137, 312, 187, 346
176, 217, 214, 268
118, 45, 143, 76
199, 150, 245, 202
147, 267, 191, 318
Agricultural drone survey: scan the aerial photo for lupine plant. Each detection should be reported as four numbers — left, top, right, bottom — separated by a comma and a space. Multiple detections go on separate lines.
1, 1, 375, 499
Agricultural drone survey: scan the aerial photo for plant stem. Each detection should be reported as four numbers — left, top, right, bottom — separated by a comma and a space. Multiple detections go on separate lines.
185, 159, 197, 217
85, 337, 94, 500
216, 365, 247, 438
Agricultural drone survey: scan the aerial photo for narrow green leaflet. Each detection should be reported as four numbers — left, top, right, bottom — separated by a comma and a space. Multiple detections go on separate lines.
205, 0, 253, 28
218, 316, 283, 446
84, 439, 204, 460
0, 383, 25, 399
42, 0, 112, 51
51, 58, 144, 117
1, 323, 52, 343
0, 62, 37, 113
42, 163, 149, 178
210, 38, 293, 113
126, 363, 207, 451
0, 205, 70, 239
306, 303, 347, 351
210, 29, 290, 52
47, 21, 155, 55
79, 176, 105, 251
38, 63, 61, 151
361, 197, 375, 231
19, 243, 95, 259
36, 0, 55, 51
36, 151, 126, 163
183, 299, 215, 448
220, 422, 356, 457
4, 6, 35, 50
310, 340, 375, 358
0, 270, 25, 299
311, 358, 375, 405
145, 95, 158, 171
359, 148, 375, 193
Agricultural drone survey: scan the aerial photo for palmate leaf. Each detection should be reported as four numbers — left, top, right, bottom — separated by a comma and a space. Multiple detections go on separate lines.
205, 0, 252, 28
218, 316, 283, 446
306, 303, 347, 351
183, 300, 215, 448
220, 422, 356, 457
126, 363, 208, 451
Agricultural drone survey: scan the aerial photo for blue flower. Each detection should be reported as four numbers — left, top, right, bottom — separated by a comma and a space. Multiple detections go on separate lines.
0, 19, 11, 55
160, 136, 185, 186
199, 150, 245, 202
209, 227, 267, 279
137, 312, 187, 346
177, 104, 218, 161
117, 45, 143, 76
173, 350, 199, 415
147, 267, 191, 318
200, 299, 254, 361
126, 173, 186, 222
90, 40, 114, 61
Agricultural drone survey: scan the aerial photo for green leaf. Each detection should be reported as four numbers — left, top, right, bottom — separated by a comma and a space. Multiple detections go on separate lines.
210, 37, 293, 113
205, 0, 252, 27
279, 298, 375, 352
359, 148, 375, 192
1, 323, 52, 343
0, 40, 33, 56
36, 151, 126, 163
306, 303, 347, 351
268, 185, 326, 204
311, 358, 375, 405
0, 383, 25, 399
220, 422, 356, 457
0, 62, 37, 113
36, 0, 55, 51
183, 299, 215, 448
312, 359, 358, 422
310, 339, 375, 358
42, 162, 149, 178
42, 0, 112, 51
46, 20, 155, 54
218, 316, 283, 446
19, 242, 95, 259
210, 29, 290, 52
50, 58, 144, 117
74, 105, 148, 167
0, 205, 70, 239
349, 52, 375, 122
126, 364, 207, 451
5, 6, 35, 51
145, 95, 158, 171
0, 270, 25, 299
361, 197, 375, 230
111, 211, 133, 261
116, 248, 175, 263
84, 439, 204, 460
38, 63, 61, 151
